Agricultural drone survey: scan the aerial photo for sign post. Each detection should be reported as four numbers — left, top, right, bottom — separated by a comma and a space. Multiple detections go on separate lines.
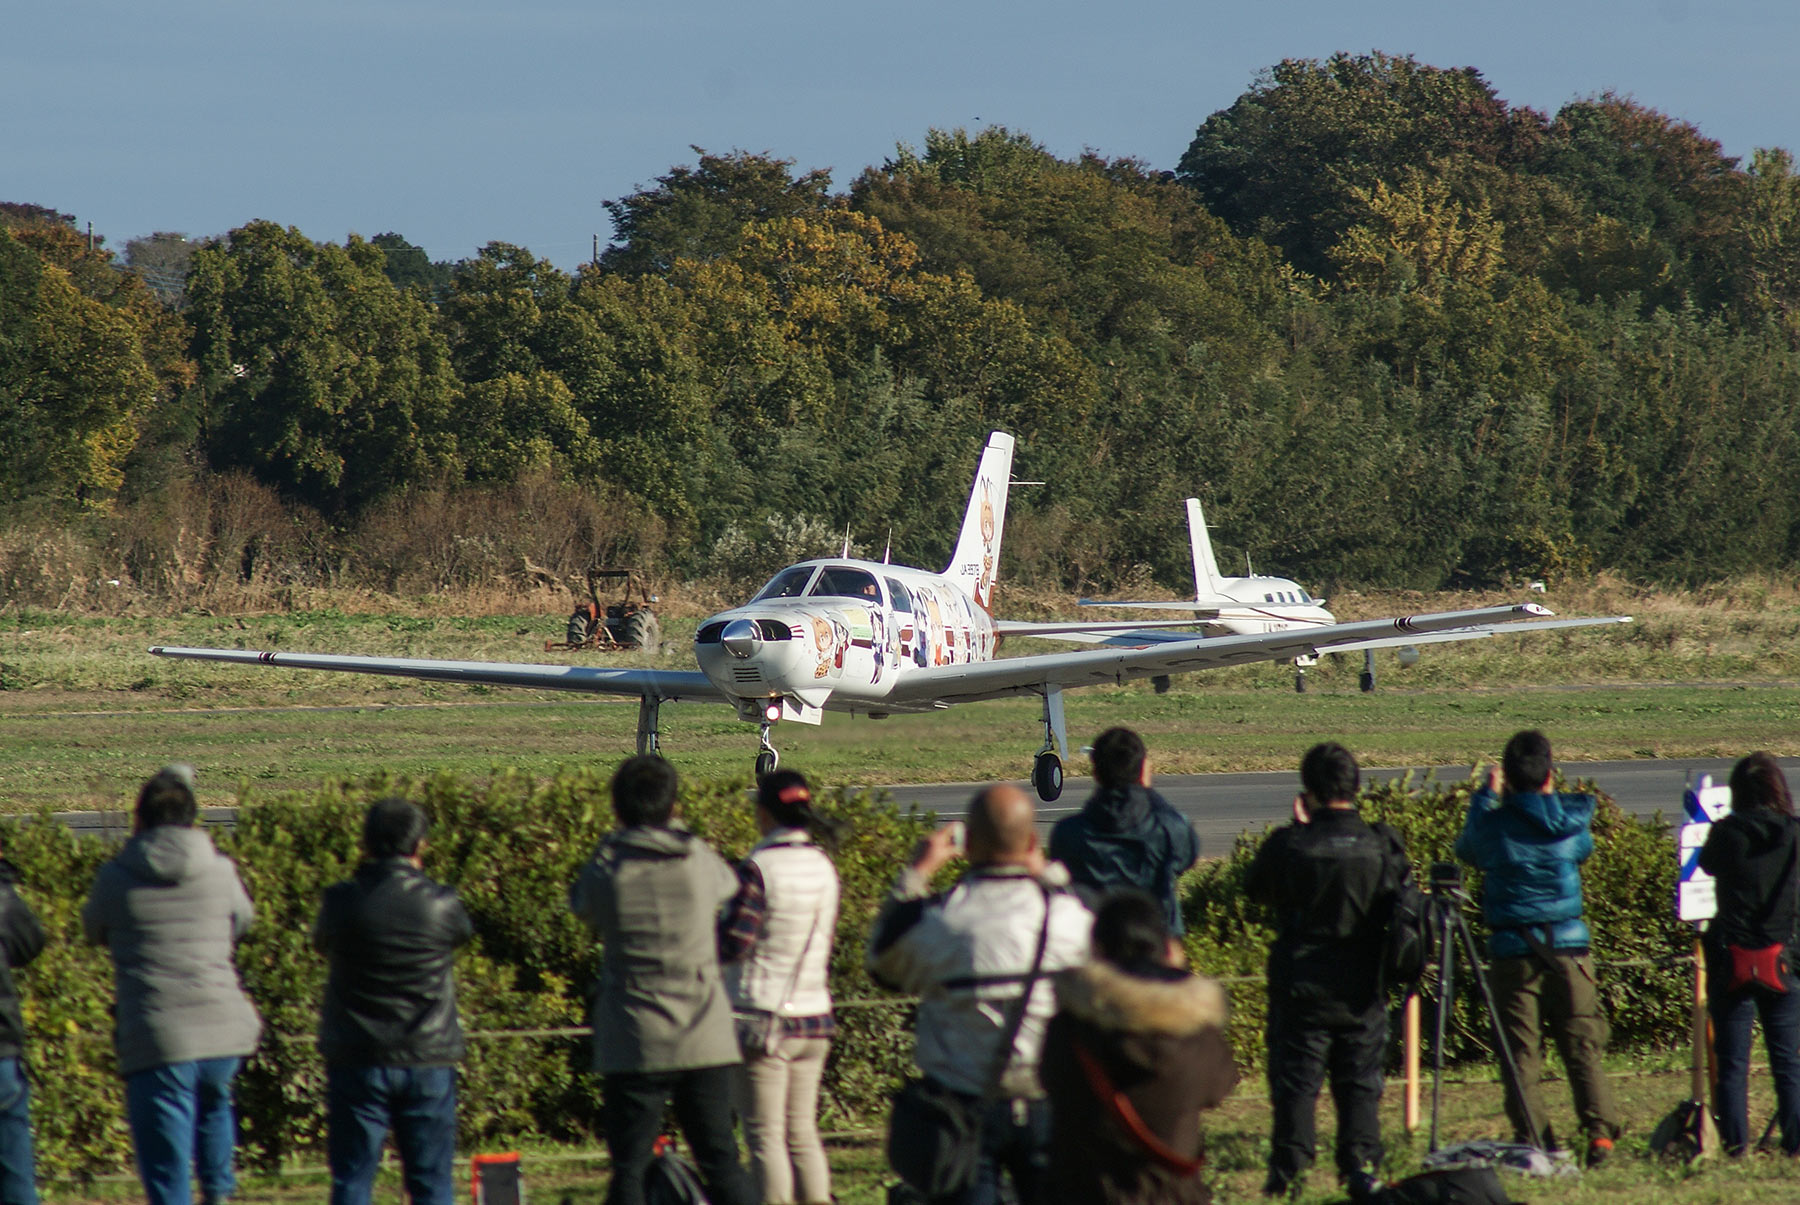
1676, 775, 1730, 1159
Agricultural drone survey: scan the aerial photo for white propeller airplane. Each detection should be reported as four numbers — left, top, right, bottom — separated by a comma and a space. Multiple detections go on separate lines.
1079, 496, 1338, 692
150, 432, 1631, 801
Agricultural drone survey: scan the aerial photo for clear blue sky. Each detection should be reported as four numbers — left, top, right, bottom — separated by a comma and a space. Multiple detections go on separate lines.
8, 0, 1794, 270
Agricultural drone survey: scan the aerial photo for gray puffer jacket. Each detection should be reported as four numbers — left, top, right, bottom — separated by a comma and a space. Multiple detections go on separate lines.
569, 823, 741, 1074
82, 825, 262, 1075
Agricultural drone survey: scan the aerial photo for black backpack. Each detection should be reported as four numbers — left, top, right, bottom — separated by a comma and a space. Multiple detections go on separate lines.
645, 1136, 710, 1205
1375, 1165, 1518, 1204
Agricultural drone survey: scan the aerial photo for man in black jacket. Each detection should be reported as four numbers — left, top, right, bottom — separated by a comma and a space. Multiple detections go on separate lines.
1247, 744, 1411, 1202
1049, 728, 1200, 934
314, 798, 474, 1205
0, 840, 46, 1205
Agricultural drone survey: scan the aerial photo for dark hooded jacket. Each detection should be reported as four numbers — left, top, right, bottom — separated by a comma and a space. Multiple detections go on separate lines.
1246, 807, 1411, 1024
81, 825, 262, 1075
1698, 807, 1800, 955
1454, 785, 1596, 958
1040, 959, 1237, 1205
0, 860, 46, 1062
1050, 786, 1200, 934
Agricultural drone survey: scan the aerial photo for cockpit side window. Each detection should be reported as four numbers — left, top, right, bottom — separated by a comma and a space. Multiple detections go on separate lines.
885, 578, 914, 612
753, 566, 817, 601
809, 566, 881, 600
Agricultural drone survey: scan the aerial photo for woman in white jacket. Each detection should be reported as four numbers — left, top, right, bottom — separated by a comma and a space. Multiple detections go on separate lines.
719, 770, 842, 1205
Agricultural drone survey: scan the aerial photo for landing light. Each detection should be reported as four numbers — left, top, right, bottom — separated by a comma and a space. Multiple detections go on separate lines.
764, 702, 782, 722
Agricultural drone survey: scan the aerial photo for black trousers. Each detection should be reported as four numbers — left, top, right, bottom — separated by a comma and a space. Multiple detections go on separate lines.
1265, 999, 1385, 1190
602, 1063, 756, 1205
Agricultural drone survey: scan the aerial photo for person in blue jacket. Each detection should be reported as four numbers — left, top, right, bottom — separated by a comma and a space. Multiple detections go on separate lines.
1049, 728, 1200, 935
1454, 730, 1620, 1166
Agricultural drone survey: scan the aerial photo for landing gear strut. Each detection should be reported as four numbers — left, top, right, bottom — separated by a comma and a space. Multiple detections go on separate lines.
1294, 654, 1318, 694
755, 722, 780, 779
1360, 648, 1377, 694
636, 695, 663, 755
1032, 685, 1068, 802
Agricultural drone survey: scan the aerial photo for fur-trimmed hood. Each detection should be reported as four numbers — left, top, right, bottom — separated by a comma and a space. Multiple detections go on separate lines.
1054, 959, 1228, 1036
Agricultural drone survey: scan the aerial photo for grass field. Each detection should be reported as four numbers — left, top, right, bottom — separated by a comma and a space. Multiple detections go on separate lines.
4, 576, 1799, 811
33, 1054, 1800, 1202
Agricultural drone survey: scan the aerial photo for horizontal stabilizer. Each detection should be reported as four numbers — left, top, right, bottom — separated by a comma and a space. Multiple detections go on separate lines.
996, 618, 1211, 638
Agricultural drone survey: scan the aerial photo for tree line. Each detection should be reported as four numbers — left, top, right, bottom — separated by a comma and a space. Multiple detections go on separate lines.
6, 51, 1800, 592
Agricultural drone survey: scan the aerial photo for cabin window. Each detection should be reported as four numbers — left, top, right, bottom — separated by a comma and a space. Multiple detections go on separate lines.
809, 566, 881, 600
886, 578, 914, 612
753, 566, 816, 601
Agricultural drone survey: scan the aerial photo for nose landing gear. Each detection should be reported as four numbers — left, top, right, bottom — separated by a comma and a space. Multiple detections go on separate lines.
754, 722, 780, 779
1031, 685, 1068, 802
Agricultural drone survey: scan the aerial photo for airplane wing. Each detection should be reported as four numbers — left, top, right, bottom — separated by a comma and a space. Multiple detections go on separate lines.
146, 647, 727, 702
1082, 615, 1607, 651
883, 605, 1631, 706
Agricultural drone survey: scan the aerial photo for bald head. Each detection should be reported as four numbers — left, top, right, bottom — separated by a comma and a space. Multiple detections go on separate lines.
967, 783, 1038, 865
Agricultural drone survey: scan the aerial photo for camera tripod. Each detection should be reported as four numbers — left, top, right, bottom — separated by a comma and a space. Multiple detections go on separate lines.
1420, 862, 1535, 1154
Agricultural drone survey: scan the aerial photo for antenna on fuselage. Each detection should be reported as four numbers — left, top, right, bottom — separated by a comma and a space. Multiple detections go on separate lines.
882, 529, 892, 564
842, 525, 852, 559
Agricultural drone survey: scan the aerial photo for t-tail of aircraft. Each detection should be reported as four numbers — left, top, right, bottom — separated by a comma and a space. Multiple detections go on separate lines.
1186, 497, 1225, 599
944, 431, 1014, 613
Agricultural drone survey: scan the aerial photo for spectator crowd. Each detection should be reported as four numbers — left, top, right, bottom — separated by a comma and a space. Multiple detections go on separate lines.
0, 728, 1790, 1205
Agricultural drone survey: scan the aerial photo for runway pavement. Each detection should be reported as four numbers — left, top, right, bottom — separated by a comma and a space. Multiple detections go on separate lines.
50, 758, 1794, 849
879, 758, 1799, 853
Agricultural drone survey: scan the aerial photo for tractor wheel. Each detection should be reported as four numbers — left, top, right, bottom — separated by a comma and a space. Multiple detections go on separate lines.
623, 610, 661, 653
565, 609, 592, 647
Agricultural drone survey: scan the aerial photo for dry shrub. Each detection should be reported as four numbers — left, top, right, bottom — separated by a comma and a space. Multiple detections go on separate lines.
0, 516, 114, 608
346, 470, 664, 596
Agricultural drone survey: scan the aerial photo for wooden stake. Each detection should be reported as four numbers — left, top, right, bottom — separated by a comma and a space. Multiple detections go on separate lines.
1404, 993, 1421, 1134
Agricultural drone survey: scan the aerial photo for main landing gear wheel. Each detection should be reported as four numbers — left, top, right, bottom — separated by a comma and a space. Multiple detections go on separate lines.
1032, 752, 1064, 802
1295, 670, 1307, 693
1359, 671, 1376, 693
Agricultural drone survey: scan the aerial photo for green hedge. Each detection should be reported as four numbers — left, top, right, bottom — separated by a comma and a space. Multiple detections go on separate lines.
1180, 773, 1689, 1072
2, 768, 931, 1179
3, 766, 1687, 1180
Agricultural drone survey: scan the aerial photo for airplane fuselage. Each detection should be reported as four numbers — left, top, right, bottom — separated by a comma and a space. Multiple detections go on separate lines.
693, 558, 998, 718
1196, 577, 1335, 636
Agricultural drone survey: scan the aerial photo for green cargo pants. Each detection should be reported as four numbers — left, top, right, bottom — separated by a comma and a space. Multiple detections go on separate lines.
1490, 951, 1621, 1147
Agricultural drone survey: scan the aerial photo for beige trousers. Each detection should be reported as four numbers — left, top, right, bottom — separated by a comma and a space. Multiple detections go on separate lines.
732, 1035, 832, 1205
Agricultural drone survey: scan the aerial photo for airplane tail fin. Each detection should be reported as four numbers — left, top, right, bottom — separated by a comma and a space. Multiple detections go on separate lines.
945, 431, 1015, 613
1186, 498, 1225, 600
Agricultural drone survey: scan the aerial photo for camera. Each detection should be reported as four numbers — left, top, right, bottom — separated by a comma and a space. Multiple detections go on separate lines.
1428, 861, 1464, 892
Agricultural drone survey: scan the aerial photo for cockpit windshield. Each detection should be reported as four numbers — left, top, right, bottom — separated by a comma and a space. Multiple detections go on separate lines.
808, 566, 882, 601
753, 566, 817, 601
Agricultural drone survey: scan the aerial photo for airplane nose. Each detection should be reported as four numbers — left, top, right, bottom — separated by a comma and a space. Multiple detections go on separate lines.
721, 618, 761, 659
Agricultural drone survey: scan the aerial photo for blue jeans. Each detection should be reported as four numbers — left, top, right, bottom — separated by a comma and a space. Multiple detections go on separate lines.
0, 1057, 36, 1205
1708, 957, 1800, 1155
326, 1064, 457, 1205
124, 1057, 242, 1205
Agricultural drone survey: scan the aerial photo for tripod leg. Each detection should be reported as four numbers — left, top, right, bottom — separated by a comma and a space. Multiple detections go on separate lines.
1453, 912, 1544, 1150
1430, 910, 1456, 1153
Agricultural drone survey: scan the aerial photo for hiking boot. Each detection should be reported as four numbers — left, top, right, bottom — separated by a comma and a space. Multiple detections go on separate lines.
1586, 1135, 1614, 1168
1346, 1170, 1383, 1202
